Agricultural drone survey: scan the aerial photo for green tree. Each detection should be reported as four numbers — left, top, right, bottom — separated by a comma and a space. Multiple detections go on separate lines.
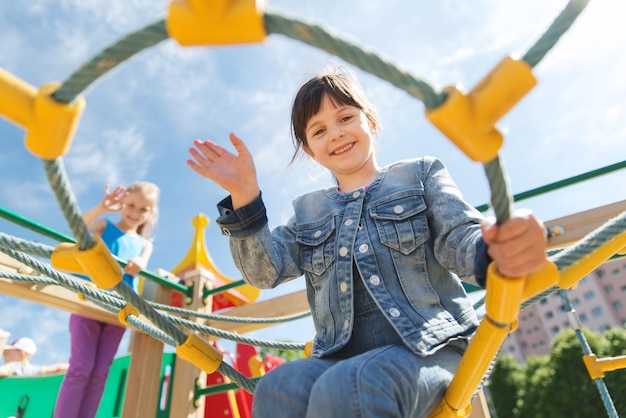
516, 354, 551, 418
490, 354, 523, 417
489, 328, 626, 418
540, 329, 605, 418
599, 327, 626, 413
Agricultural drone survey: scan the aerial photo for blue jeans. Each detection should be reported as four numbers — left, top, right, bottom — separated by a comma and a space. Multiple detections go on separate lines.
253, 342, 465, 418
253, 278, 467, 418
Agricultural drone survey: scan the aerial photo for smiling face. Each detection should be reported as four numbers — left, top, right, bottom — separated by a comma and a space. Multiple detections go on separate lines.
117, 181, 160, 237
290, 71, 382, 191
291, 69, 380, 191
304, 94, 378, 188
117, 190, 156, 234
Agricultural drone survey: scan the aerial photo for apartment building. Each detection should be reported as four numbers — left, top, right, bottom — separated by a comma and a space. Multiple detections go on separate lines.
501, 257, 626, 363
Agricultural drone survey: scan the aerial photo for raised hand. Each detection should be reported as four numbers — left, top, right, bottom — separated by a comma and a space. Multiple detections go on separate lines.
187, 133, 261, 209
100, 185, 127, 213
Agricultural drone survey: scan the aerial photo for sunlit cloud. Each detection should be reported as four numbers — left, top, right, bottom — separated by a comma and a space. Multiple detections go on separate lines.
65, 126, 152, 194
0, 180, 55, 214
1, 0, 625, 369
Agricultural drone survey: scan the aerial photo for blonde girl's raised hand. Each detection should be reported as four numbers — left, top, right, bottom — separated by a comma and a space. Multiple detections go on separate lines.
187, 133, 260, 209
82, 185, 128, 234
100, 185, 128, 212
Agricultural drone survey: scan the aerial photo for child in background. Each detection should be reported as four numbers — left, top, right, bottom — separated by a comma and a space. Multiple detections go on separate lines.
0, 337, 69, 377
53, 181, 160, 418
187, 68, 547, 418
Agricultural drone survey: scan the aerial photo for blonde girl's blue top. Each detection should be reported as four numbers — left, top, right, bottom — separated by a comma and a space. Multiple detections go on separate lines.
100, 220, 147, 292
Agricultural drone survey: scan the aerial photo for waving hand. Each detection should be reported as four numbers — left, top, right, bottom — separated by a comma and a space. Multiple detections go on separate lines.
187, 133, 261, 209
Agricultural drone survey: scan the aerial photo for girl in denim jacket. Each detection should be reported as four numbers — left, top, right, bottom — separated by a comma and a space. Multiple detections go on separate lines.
187, 69, 547, 418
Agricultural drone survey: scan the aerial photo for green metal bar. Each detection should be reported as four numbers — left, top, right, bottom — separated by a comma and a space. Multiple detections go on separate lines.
195, 376, 263, 398
0, 206, 75, 242
203, 279, 247, 298
128, 263, 188, 295
0, 205, 188, 294
475, 160, 626, 212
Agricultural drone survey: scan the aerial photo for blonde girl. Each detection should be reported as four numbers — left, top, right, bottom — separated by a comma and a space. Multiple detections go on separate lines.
54, 181, 160, 418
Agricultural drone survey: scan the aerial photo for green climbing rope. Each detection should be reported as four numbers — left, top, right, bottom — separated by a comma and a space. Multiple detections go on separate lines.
3, 0, 622, 413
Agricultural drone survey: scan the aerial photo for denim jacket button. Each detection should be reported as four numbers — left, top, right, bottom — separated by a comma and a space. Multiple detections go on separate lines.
359, 244, 368, 253
344, 219, 353, 227
222, 228, 231, 236
417, 341, 426, 352
340, 282, 348, 292
314, 230, 322, 238
369, 275, 380, 285
343, 320, 349, 330
352, 191, 360, 198
339, 247, 348, 257
393, 205, 404, 214
389, 308, 400, 317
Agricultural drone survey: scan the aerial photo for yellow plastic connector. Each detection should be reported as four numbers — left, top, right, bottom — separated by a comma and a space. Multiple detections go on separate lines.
176, 333, 223, 374
0, 70, 85, 159
0, 67, 37, 128
25, 83, 86, 159
118, 303, 140, 325
425, 56, 537, 162
583, 354, 626, 379
485, 262, 525, 324
303, 339, 313, 358
429, 262, 557, 418
248, 354, 266, 377
521, 260, 559, 302
167, 0, 267, 46
51, 237, 123, 290
77, 281, 98, 302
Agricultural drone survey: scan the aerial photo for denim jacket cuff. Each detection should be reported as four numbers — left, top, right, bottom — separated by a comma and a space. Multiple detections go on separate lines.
216, 193, 268, 238
472, 237, 491, 288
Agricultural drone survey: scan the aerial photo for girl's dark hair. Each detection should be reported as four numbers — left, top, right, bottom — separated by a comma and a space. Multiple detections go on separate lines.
289, 69, 379, 164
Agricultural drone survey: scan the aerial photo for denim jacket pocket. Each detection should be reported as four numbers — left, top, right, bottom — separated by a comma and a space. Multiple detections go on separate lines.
370, 193, 429, 255
296, 216, 336, 276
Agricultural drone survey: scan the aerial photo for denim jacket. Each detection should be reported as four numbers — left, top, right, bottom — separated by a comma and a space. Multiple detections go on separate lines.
216, 156, 488, 358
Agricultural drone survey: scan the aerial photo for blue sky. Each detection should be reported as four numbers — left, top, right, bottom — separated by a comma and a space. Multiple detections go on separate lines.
1, 0, 625, 368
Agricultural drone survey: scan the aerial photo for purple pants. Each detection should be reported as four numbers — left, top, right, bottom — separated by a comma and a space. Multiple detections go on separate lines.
53, 314, 126, 418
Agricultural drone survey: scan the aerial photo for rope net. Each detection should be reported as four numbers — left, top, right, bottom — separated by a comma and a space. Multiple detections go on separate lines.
1, 1, 624, 416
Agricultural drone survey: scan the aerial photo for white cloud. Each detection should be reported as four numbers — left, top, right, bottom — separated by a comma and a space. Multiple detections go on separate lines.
2, 0, 626, 380
65, 126, 152, 194
54, 27, 94, 65
60, 0, 168, 32
0, 180, 55, 214
0, 296, 71, 365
